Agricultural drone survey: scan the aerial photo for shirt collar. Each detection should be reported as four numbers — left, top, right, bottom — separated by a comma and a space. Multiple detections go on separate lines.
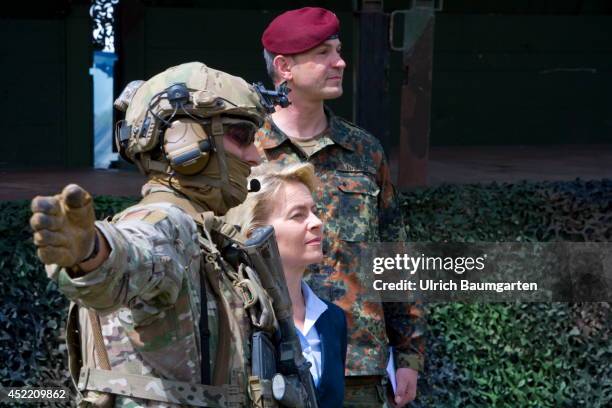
257, 107, 355, 152
299, 280, 328, 336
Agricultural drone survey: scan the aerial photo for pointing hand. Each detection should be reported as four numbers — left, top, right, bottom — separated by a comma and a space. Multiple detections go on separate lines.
30, 184, 96, 267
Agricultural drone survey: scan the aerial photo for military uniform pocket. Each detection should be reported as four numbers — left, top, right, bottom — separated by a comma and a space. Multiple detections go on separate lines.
336, 171, 380, 242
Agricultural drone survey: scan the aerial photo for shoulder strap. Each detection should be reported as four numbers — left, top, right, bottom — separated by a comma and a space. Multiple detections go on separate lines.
66, 302, 115, 408
139, 191, 244, 243
87, 309, 116, 407
139, 190, 205, 223
87, 309, 112, 371
200, 279, 212, 386
204, 259, 232, 386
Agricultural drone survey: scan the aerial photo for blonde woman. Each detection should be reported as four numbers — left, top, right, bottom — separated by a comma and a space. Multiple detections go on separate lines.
226, 162, 347, 408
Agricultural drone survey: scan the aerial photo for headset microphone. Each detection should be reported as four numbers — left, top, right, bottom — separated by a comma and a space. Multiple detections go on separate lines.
248, 179, 261, 192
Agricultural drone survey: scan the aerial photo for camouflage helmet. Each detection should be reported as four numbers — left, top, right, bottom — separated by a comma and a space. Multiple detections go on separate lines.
114, 62, 269, 174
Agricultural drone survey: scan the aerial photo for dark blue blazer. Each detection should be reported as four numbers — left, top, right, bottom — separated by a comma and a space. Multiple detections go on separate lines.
314, 300, 347, 408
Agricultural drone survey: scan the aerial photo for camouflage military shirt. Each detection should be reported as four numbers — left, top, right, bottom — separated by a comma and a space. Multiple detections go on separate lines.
255, 109, 425, 376
46, 185, 246, 407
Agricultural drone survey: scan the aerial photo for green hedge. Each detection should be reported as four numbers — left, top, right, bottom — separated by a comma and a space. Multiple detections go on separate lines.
0, 180, 610, 407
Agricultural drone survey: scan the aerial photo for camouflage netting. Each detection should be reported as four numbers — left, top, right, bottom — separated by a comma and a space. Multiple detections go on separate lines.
401, 179, 611, 408
1, 179, 610, 407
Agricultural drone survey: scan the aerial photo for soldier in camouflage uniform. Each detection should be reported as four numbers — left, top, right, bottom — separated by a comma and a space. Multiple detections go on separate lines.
30, 62, 273, 407
258, 8, 426, 407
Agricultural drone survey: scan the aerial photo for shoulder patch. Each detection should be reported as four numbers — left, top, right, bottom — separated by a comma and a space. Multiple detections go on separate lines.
120, 209, 168, 224
142, 210, 168, 224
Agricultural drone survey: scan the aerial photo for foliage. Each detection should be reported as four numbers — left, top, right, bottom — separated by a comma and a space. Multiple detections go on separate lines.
1, 180, 610, 407
400, 179, 611, 407
401, 179, 611, 243
0, 196, 138, 400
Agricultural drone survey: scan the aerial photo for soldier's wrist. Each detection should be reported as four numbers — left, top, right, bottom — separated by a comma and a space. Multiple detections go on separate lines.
68, 231, 100, 278
80, 231, 100, 264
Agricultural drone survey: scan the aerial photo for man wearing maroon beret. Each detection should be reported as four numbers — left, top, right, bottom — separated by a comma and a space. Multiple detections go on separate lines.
255, 7, 426, 408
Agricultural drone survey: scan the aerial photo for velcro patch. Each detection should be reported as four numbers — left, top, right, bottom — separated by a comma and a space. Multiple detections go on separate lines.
122, 209, 168, 224
142, 211, 168, 224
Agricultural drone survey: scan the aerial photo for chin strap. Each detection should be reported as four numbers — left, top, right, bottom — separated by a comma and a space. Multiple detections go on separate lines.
210, 115, 232, 204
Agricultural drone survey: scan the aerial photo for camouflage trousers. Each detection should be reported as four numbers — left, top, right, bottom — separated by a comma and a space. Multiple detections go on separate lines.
343, 375, 392, 408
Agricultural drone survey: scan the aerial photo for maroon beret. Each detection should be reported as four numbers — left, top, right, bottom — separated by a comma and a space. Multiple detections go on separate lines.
262, 7, 340, 55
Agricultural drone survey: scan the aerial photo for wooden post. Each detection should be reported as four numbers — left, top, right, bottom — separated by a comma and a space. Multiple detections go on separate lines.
397, 15, 435, 188
355, 1, 393, 154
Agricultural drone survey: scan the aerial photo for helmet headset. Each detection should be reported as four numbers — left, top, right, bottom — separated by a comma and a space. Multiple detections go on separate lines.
115, 80, 289, 177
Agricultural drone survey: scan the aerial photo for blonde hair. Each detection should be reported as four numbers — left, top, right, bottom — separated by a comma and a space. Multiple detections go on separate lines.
225, 162, 318, 238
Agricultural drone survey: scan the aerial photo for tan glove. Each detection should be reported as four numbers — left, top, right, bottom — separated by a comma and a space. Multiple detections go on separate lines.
30, 184, 96, 267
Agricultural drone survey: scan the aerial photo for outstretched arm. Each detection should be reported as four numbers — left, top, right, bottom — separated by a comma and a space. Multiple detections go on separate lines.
31, 184, 198, 319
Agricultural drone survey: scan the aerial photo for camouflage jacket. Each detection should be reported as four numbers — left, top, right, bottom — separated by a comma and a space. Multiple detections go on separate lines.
255, 109, 425, 376
47, 185, 250, 407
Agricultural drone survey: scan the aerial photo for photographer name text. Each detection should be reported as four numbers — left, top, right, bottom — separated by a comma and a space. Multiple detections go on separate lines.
373, 279, 538, 293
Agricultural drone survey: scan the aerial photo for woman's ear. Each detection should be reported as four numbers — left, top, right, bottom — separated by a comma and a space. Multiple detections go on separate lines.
273, 55, 293, 82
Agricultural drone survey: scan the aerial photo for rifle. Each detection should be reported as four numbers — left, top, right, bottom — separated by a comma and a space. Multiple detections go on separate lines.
242, 226, 319, 408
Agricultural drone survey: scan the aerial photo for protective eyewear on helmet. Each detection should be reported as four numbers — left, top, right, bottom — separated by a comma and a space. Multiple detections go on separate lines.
224, 121, 258, 147
223, 118, 258, 146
